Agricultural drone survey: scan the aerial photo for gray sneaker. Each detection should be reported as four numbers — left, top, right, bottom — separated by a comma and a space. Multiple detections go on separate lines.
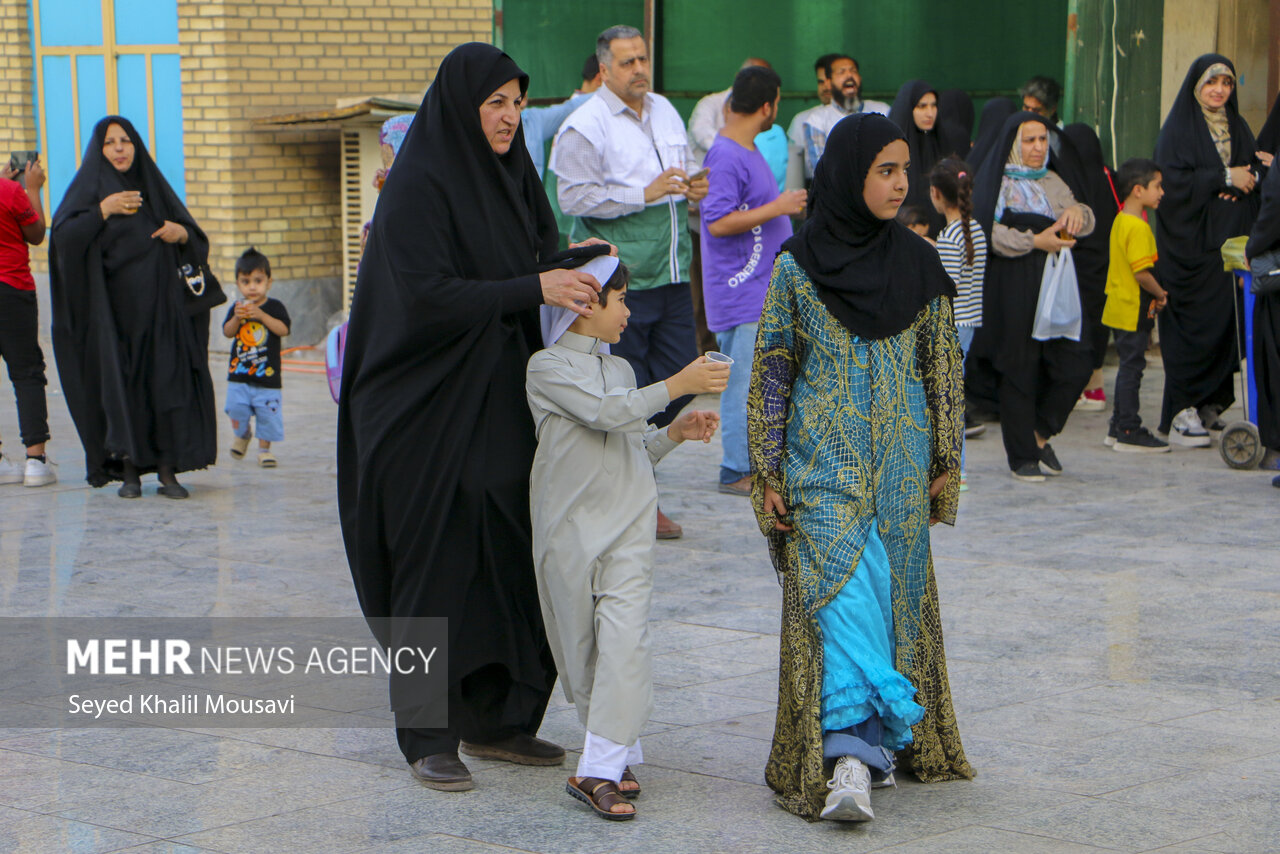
1168, 407, 1211, 447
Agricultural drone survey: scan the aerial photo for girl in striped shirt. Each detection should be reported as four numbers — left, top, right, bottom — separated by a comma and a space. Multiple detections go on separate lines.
929, 156, 988, 488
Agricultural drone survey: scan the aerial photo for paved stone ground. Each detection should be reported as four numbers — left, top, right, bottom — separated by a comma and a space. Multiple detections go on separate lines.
0, 350, 1276, 854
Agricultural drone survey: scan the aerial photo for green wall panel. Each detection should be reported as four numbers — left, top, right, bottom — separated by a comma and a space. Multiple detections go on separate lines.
1069, 0, 1164, 167
502, 1, 645, 99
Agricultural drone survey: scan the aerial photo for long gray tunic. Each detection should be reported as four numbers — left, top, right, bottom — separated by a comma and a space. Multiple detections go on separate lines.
526, 330, 677, 745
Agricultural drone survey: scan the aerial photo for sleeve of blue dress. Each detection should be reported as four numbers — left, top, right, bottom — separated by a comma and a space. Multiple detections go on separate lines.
916, 295, 963, 526
748, 254, 800, 542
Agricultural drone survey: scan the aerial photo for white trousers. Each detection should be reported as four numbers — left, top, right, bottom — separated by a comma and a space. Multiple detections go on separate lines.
577, 730, 644, 781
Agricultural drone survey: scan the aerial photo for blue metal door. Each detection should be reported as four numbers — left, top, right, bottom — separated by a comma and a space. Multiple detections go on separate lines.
30, 0, 185, 211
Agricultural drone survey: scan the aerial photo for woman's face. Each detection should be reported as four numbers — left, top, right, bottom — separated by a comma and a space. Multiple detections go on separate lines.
913, 92, 937, 132
1199, 74, 1234, 110
863, 139, 909, 220
102, 123, 135, 173
479, 78, 524, 156
1019, 122, 1049, 170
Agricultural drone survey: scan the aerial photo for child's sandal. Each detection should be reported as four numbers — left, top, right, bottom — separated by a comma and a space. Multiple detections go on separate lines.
258, 451, 277, 468
566, 777, 636, 821
230, 433, 251, 460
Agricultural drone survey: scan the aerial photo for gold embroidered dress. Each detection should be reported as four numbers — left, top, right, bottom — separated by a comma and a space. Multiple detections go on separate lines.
749, 251, 973, 820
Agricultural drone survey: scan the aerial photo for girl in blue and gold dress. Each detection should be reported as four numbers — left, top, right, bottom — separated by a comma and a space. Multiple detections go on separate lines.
748, 113, 973, 822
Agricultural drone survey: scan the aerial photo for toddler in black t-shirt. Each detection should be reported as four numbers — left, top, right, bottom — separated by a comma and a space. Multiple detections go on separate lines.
222, 247, 291, 467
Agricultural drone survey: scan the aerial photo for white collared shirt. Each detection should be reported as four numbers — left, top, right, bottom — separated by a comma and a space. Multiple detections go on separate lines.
802, 99, 892, 177
552, 85, 693, 220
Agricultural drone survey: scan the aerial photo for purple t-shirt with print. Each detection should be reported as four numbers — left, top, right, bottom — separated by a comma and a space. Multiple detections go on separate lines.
698, 135, 792, 332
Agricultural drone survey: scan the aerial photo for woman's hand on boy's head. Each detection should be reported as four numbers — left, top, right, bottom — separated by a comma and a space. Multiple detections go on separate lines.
668, 409, 720, 443
568, 237, 618, 257
540, 268, 601, 316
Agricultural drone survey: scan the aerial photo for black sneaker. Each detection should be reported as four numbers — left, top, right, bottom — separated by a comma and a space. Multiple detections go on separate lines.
1010, 462, 1046, 482
1114, 426, 1170, 454
1104, 423, 1118, 447
1038, 443, 1063, 476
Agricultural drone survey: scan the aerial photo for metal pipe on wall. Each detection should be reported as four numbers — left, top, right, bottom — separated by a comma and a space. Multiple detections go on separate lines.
1063, 0, 1080, 122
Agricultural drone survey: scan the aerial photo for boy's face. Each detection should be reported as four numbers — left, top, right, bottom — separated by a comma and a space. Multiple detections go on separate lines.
1136, 173, 1164, 209
571, 285, 630, 344
237, 269, 272, 304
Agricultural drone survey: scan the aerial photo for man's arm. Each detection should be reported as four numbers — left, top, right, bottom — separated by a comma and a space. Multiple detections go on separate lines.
18, 159, 46, 245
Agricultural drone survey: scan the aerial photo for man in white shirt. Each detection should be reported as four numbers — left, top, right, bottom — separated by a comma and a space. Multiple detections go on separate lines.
786, 53, 839, 188
800, 55, 891, 181
552, 24, 709, 540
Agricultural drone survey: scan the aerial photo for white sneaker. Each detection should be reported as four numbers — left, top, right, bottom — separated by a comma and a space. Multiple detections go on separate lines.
0, 454, 24, 484
821, 756, 874, 821
23, 456, 57, 487
1169, 407, 1211, 448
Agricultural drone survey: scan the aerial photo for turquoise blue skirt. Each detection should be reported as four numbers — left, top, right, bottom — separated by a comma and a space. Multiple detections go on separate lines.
815, 525, 925, 751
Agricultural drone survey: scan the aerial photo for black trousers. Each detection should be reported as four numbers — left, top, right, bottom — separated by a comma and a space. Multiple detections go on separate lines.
612, 281, 698, 428
0, 283, 49, 448
998, 337, 1093, 470
1110, 326, 1151, 432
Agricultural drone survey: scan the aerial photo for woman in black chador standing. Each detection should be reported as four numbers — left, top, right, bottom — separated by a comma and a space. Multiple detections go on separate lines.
1153, 55, 1262, 441
338, 43, 607, 792
50, 116, 219, 498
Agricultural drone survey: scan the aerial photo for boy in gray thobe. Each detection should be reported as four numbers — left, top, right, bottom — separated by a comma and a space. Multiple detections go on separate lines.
526, 256, 727, 819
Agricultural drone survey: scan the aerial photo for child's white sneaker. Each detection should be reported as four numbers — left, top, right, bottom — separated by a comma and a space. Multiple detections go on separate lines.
821, 756, 874, 821
0, 454, 24, 484
230, 433, 251, 460
23, 456, 57, 487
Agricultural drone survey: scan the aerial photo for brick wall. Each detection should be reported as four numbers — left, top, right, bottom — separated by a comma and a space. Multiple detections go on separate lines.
3, 0, 37, 218
177, 0, 493, 281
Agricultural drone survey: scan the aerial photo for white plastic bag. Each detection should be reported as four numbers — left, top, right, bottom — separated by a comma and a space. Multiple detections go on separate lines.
1031, 247, 1082, 341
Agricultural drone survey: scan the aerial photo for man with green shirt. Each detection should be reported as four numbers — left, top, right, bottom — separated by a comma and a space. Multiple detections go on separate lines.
552, 24, 709, 539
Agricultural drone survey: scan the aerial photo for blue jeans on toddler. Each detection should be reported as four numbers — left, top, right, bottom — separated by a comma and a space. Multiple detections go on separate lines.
225, 383, 284, 442
714, 321, 757, 484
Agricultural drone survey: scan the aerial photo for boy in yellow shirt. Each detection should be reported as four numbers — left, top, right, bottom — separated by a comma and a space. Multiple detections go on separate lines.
1103, 158, 1170, 452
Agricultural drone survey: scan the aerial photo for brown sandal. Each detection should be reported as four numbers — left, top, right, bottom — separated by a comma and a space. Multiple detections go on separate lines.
566, 776, 636, 821
619, 766, 640, 799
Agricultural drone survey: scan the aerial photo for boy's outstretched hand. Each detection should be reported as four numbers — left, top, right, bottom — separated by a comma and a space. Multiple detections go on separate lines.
665, 356, 730, 398
668, 409, 719, 443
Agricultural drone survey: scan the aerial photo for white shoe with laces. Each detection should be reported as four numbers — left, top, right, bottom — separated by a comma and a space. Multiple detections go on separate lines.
1167, 407, 1211, 448
23, 456, 57, 487
0, 454, 24, 484
821, 756, 874, 821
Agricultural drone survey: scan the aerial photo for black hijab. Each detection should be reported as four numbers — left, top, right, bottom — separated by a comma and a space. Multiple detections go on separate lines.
49, 115, 216, 485
889, 80, 957, 233
782, 113, 955, 340
1154, 54, 1259, 254
972, 111, 1090, 236
938, 89, 975, 155
1258, 95, 1280, 157
969, 97, 1017, 173
338, 41, 560, 639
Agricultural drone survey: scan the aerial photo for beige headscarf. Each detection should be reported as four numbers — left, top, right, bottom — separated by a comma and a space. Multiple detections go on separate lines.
1195, 62, 1235, 166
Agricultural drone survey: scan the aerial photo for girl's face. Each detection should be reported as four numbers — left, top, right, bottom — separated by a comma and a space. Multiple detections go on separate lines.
1019, 122, 1049, 170
1199, 74, 1234, 110
863, 139, 909, 220
913, 92, 937, 132
479, 78, 524, 155
102, 123, 135, 173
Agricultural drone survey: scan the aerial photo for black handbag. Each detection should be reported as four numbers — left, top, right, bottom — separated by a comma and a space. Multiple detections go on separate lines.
1248, 249, 1280, 295
178, 246, 227, 315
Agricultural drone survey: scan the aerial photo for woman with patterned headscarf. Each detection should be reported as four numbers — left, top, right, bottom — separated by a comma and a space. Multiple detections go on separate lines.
1153, 55, 1262, 441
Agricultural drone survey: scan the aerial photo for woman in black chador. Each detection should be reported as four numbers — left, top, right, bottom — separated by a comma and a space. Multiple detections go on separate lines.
337, 43, 605, 792
50, 116, 219, 498
1153, 55, 1262, 438
889, 80, 962, 237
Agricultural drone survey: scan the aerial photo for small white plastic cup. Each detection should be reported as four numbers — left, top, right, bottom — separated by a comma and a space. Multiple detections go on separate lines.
704, 351, 734, 366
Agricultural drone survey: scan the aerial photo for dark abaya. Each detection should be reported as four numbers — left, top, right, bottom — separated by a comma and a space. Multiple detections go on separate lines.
889, 80, 960, 236
971, 112, 1095, 470
49, 116, 219, 486
336, 43, 559, 762
938, 88, 975, 159
1063, 123, 1119, 373
1153, 54, 1261, 433
1245, 158, 1280, 451
968, 97, 1017, 175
